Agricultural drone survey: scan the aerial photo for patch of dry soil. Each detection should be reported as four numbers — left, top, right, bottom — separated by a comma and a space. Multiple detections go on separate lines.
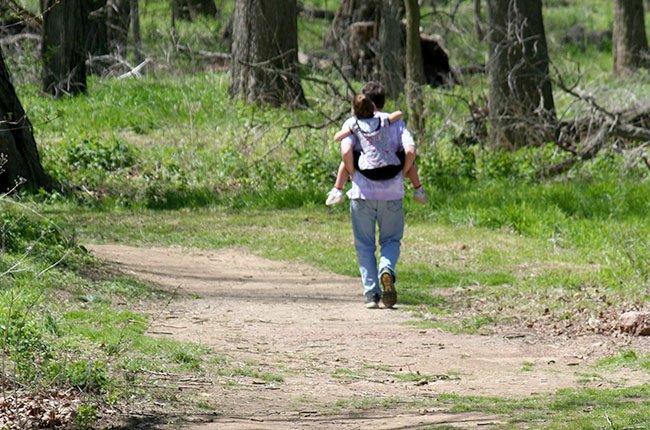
89, 244, 649, 429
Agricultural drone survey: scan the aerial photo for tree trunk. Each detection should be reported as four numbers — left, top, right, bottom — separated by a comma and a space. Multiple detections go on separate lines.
327, 0, 380, 78
613, 0, 649, 76
172, 0, 218, 21
474, 0, 485, 42
107, 0, 130, 57
229, 0, 306, 108
486, 0, 555, 149
404, 0, 426, 134
379, 0, 404, 98
0, 48, 51, 191
130, 0, 144, 64
41, 0, 88, 96
87, 0, 109, 57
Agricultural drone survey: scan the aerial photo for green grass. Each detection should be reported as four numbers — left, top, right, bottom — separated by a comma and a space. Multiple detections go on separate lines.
597, 350, 650, 373
432, 385, 650, 429
321, 385, 650, 428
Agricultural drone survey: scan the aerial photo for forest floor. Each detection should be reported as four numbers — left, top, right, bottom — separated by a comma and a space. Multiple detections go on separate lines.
88, 244, 650, 430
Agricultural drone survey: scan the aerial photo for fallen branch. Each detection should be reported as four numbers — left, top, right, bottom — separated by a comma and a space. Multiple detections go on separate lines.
641, 153, 650, 171
545, 69, 650, 175
547, 123, 609, 176
117, 58, 151, 80
86, 54, 133, 72
3, 0, 42, 28
0, 33, 40, 45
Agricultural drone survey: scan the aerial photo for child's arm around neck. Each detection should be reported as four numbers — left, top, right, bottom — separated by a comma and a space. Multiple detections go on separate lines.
333, 111, 403, 141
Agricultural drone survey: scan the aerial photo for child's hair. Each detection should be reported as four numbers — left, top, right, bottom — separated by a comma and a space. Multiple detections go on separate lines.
352, 94, 375, 119
361, 81, 386, 110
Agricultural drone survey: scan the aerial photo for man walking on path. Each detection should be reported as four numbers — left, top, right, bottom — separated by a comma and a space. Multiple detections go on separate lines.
340, 82, 416, 309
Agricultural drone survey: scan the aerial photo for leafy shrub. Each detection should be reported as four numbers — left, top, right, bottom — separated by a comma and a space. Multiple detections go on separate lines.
418, 139, 476, 191
75, 403, 99, 430
61, 135, 139, 172
291, 145, 338, 189
0, 201, 69, 257
65, 359, 109, 392
0, 286, 53, 381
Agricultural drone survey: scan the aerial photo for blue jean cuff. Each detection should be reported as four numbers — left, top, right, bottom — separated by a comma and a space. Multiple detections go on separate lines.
379, 267, 395, 282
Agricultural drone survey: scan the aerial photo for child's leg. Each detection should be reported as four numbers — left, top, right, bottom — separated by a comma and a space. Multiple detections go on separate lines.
408, 163, 427, 205
334, 161, 349, 190
326, 161, 349, 206
407, 163, 422, 189
341, 142, 355, 178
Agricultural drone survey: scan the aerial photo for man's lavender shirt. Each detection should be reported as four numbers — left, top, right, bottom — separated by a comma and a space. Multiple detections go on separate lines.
341, 112, 415, 201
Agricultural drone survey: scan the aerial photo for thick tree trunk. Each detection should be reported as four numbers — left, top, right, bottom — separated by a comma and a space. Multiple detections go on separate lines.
0, 48, 51, 191
379, 0, 404, 98
41, 0, 88, 96
404, 0, 426, 133
229, 0, 306, 108
486, 0, 555, 149
613, 0, 649, 76
328, 0, 380, 78
172, 0, 218, 21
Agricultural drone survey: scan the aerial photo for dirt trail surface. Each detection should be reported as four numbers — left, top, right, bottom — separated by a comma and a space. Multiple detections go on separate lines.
88, 244, 647, 429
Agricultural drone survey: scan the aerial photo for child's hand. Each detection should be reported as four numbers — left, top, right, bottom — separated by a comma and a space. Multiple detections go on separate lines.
388, 110, 403, 123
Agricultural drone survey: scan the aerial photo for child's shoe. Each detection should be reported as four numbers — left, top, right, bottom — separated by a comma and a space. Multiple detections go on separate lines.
325, 187, 345, 206
413, 186, 427, 205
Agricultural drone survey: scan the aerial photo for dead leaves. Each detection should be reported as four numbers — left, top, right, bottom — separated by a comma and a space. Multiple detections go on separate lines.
0, 388, 81, 429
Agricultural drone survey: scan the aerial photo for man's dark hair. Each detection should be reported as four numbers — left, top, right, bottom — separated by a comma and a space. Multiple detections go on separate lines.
352, 94, 375, 119
361, 81, 386, 110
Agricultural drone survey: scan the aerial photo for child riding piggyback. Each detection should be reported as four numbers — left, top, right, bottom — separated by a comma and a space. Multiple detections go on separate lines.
326, 82, 426, 206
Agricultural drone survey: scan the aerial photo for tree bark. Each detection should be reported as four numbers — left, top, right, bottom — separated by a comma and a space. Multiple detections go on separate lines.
130, 0, 144, 64
0, 48, 51, 191
474, 0, 485, 42
327, 0, 380, 78
486, 0, 555, 149
41, 0, 88, 96
107, 0, 130, 57
87, 0, 109, 57
613, 0, 649, 76
379, 0, 404, 99
404, 0, 426, 133
229, 0, 306, 108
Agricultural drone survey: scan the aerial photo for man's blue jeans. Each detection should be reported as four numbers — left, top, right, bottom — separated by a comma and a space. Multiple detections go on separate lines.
350, 199, 404, 299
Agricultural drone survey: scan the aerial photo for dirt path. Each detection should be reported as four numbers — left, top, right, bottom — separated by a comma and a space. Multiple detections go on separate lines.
89, 244, 647, 429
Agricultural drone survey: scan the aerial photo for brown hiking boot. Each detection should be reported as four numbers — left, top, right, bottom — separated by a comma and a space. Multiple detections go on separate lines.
380, 271, 397, 308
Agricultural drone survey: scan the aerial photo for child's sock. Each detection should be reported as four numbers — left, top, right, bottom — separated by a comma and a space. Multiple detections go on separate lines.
413, 185, 427, 205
